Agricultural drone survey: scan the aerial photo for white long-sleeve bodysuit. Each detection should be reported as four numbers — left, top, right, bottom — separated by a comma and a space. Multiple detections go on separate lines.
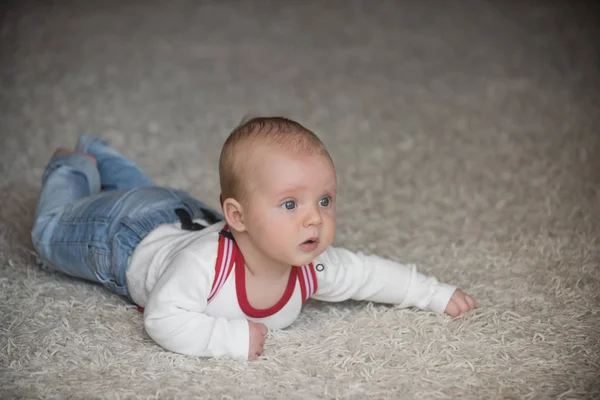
126, 220, 456, 360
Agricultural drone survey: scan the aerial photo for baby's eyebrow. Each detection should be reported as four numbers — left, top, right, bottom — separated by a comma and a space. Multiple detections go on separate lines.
324, 185, 337, 195
275, 184, 302, 194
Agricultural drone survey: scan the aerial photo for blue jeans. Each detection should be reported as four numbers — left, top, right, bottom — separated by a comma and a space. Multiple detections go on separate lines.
31, 134, 223, 301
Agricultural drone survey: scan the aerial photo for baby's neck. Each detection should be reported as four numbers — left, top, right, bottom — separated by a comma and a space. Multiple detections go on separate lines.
233, 233, 291, 279
245, 262, 291, 280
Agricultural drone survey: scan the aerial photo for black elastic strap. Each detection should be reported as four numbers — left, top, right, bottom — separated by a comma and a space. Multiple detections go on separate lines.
201, 208, 222, 225
218, 229, 235, 241
174, 208, 206, 231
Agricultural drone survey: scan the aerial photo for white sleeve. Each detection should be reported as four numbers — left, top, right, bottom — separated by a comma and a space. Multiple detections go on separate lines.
311, 246, 457, 314
143, 250, 249, 360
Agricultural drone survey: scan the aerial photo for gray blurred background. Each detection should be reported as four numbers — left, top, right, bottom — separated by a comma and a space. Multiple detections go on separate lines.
1, 1, 599, 398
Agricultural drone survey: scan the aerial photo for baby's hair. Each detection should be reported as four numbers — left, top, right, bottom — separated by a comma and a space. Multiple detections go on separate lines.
219, 116, 332, 204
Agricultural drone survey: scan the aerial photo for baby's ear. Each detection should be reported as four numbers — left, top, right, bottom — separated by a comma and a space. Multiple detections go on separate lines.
222, 198, 246, 232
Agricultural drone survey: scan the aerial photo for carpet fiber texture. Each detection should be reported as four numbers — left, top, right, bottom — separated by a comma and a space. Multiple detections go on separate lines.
1, 1, 599, 398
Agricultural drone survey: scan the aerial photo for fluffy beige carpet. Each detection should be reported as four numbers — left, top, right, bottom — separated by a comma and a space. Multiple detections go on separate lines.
1, 0, 599, 398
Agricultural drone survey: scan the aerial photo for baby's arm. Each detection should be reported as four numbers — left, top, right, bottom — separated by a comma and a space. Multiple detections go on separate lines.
312, 246, 474, 316
143, 251, 250, 360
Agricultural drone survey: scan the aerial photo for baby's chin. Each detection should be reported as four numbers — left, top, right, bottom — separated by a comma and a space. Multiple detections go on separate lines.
290, 248, 327, 267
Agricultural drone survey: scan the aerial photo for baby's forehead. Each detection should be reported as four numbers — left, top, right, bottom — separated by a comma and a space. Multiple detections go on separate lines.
244, 141, 328, 166
236, 141, 336, 195
232, 133, 334, 179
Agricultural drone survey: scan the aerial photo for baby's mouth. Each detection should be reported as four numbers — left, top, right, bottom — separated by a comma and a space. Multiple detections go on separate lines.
299, 237, 319, 251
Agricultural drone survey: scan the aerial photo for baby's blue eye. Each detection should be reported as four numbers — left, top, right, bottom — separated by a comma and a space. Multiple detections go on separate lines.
282, 200, 296, 210
319, 197, 331, 207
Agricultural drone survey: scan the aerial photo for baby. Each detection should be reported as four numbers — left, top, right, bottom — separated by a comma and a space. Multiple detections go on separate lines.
31, 117, 475, 360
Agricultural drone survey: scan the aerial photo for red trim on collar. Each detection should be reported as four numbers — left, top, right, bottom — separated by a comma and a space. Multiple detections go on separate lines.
235, 248, 299, 319
297, 263, 318, 302
207, 225, 235, 303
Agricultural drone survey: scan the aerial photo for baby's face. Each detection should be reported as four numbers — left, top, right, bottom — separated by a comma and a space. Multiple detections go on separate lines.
242, 144, 337, 268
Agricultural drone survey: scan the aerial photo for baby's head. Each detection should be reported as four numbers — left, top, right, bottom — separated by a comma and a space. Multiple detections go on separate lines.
219, 117, 337, 268
219, 117, 333, 204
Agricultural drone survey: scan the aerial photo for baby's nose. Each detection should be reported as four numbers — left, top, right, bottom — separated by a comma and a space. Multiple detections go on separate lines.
303, 206, 323, 227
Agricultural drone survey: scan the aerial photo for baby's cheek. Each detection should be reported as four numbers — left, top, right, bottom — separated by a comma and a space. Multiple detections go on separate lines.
323, 219, 336, 246
325, 212, 336, 230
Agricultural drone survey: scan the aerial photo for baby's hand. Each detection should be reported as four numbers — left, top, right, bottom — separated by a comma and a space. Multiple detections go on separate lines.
444, 289, 476, 317
248, 320, 268, 360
